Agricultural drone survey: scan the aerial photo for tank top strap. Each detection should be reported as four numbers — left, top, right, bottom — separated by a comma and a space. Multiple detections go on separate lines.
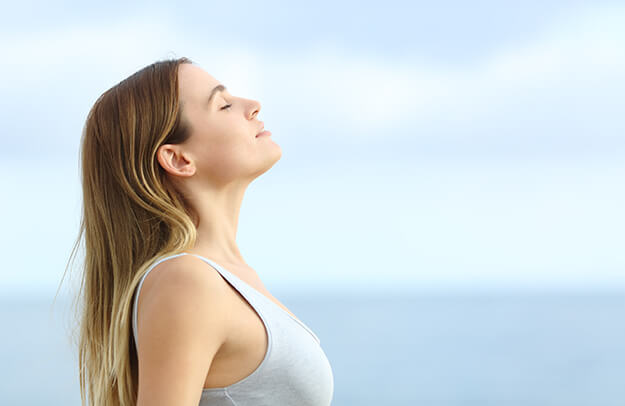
132, 252, 274, 352
185, 253, 321, 344
133, 252, 320, 351
184, 253, 266, 309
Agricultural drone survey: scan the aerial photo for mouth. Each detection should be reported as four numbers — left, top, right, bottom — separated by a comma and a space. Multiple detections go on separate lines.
256, 122, 271, 137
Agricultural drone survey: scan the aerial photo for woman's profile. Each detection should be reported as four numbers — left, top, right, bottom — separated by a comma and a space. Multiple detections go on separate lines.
66, 57, 334, 406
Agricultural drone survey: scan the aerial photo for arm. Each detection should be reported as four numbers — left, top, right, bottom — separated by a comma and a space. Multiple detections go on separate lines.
135, 255, 230, 406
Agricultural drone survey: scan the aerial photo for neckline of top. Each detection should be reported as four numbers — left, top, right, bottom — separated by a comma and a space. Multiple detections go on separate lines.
181, 252, 321, 344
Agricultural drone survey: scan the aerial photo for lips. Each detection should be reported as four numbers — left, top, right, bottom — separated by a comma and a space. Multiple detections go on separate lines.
256, 121, 265, 136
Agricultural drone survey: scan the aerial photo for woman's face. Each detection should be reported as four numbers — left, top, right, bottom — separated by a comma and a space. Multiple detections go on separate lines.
174, 63, 281, 185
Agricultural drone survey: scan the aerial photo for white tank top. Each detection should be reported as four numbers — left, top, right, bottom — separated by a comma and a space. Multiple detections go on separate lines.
132, 252, 335, 405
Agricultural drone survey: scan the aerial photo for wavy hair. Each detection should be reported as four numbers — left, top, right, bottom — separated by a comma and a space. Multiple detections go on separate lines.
61, 56, 199, 406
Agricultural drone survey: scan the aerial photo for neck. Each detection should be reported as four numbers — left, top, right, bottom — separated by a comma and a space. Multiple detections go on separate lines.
185, 178, 250, 268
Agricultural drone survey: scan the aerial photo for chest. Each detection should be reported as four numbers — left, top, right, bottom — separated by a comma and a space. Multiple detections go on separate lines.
202, 267, 298, 389
223, 265, 298, 319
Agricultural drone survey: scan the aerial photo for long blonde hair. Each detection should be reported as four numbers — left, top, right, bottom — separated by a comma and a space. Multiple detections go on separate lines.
61, 56, 200, 406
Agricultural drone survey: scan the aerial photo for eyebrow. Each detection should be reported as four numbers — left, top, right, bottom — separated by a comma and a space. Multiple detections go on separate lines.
207, 84, 227, 106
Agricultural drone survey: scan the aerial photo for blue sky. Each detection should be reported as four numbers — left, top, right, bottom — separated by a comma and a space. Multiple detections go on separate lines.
1, 1, 623, 298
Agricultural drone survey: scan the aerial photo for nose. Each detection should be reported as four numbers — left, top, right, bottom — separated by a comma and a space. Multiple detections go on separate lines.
248, 99, 261, 120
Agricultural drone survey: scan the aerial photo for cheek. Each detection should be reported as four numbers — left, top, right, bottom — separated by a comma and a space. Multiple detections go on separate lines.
194, 135, 256, 177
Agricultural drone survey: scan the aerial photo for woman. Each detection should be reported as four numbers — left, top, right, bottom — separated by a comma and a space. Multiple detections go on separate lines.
68, 57, 334, 406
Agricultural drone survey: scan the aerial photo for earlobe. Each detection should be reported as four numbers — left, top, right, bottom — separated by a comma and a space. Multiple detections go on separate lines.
156, 145, 196, 177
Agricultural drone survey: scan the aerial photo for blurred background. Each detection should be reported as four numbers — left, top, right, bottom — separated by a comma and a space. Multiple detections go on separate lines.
1, 1, 623, 405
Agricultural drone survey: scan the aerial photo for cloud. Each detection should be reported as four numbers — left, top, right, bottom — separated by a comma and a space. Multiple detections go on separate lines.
0, 15, 183, 88
1, 4, 623, 152
293, 5, 625, 134
1, 6, 623, 296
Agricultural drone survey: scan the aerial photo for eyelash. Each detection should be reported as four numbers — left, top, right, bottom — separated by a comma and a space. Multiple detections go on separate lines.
221, 103, 232, 110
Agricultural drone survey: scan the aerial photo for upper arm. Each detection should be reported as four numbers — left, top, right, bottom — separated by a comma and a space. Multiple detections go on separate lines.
135, 255, 230, 406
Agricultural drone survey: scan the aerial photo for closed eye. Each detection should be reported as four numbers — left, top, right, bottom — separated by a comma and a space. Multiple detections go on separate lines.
221, 103, 232, 110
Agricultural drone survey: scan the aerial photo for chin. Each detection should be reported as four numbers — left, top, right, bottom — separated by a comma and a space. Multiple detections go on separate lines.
253, 148, 282, 179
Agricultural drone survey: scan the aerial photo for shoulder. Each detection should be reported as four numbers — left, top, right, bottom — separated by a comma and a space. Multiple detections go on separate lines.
140, 254, 226, 296
135, 253, 231, 350
134, 254, 231, 404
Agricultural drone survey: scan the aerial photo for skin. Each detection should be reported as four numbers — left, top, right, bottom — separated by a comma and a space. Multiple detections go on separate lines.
137, 64, 289, 404
156, 62, 282, 269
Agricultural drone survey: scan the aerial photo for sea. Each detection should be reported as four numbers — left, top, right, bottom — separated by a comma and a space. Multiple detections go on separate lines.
1, 291, 623, 406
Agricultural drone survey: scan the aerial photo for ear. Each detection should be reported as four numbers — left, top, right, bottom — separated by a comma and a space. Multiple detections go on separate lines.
156, 144, 196, 177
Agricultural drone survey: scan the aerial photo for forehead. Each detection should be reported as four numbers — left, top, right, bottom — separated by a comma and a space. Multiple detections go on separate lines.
178, 63, 221, 105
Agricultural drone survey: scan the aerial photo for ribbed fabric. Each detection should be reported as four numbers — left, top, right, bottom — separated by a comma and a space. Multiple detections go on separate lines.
132, 252, 334, 406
